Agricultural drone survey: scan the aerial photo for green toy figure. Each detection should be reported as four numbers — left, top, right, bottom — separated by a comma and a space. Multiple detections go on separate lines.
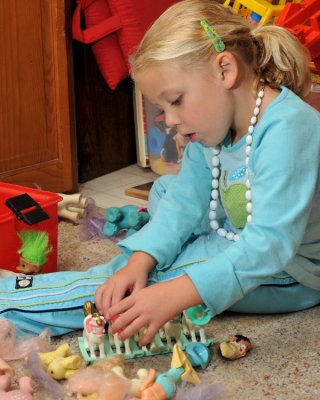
103, 205, 149, 238
17, 229, 52, 274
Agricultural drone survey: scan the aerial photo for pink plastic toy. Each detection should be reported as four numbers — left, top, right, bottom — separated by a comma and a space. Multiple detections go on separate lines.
0, 319, 50, 361
0, 375, 34, 400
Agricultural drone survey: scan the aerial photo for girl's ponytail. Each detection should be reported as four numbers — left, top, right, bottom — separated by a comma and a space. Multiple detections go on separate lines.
252, 25, 311, 99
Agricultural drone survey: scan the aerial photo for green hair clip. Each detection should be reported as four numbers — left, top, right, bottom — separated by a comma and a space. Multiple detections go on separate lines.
200, 20, 225, 53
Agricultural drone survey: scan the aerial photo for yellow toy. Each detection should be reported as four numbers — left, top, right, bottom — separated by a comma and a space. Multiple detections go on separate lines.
224, 0, 288, 25
220, 334, 252, 360
47, 354, 83, 380
38, 343, 70, 367
38, 343, 83, 380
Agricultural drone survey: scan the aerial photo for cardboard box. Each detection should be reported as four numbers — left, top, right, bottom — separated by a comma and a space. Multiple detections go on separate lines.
0, 182, 62, 274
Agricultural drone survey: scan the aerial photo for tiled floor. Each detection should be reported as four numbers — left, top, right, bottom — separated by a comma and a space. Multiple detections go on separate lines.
79, 164, 158, 208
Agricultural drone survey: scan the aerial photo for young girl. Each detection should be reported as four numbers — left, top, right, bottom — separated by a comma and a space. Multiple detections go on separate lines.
94, 0, 320, 345
0, 0, 319, 341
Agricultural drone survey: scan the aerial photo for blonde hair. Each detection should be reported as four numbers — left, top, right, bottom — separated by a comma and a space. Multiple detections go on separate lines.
132, 0, 311, 98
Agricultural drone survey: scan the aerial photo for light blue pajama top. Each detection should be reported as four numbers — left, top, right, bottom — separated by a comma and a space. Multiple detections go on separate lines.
119, 87, 320, 316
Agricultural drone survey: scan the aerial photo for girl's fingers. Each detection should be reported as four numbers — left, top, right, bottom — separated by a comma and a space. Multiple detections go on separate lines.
94, 284, 109, 315
117, 316, 149, 342
110, 283, 130, 307
109, 294, 134, 317
108, 297, 135, 328
138, 324, 158, 346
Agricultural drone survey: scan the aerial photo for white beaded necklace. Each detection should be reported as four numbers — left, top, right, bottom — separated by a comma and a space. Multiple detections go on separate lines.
209, 88, 265, 241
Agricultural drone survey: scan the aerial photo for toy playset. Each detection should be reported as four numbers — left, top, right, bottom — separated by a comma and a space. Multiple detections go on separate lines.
78, 301, 215, 364
0, 310, 251, 399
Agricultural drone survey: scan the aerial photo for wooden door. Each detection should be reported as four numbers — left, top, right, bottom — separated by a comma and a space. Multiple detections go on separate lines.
0, 0, 78, 193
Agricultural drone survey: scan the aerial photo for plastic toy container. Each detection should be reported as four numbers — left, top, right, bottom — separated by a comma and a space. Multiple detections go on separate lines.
0, 182, 62, 273
144, 98, 189, 175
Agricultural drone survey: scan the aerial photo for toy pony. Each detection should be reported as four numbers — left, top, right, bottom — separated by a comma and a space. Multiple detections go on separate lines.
83, 301, 106, 360
103, 205, 149, 238
182, 305, 211, 344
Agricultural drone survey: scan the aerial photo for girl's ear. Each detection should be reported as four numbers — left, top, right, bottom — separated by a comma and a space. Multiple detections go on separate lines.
214, 51, 239, 89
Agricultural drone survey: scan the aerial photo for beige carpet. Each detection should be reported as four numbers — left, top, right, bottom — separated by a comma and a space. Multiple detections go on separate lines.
9, 221, 320, 399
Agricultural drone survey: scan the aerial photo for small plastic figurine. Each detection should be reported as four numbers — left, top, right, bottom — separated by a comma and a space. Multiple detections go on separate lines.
66, 356, 152, 399
0, 358, 34, 399
219, 334, 252, 360
0, 374, 34, 400
38, 343, 70, 368
103, 205, 149, 238
83, 301, 106, 360
182, 305, 211, 343
58, 193, 88, 223
46, 354, 83, 380
16, 229, 52, 274
109, 315, 132, 355
131, 344, 200, 400
184, 342, 211, 369
38, 342, 83, 380
163, 314, 182, 348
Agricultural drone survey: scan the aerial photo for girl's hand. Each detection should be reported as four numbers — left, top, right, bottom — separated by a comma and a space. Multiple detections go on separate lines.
107, 275, 202, 346
94, 252, 156, 318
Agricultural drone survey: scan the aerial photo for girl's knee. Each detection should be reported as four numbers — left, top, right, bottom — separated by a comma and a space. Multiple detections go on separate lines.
229, 284, 320, 314
148, 174, 176, 216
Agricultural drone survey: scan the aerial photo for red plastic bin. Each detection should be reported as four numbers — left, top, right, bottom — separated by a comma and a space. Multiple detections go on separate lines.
0, 182, 62, 274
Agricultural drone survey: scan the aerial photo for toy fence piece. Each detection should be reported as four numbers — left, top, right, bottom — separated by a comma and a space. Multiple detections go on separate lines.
78, 313, 215, 364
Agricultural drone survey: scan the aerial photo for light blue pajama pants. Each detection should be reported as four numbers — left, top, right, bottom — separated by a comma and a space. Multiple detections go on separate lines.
0, 175, 319, 336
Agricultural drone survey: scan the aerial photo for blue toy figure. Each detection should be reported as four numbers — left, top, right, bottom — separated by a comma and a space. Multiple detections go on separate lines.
103, 205, 150, 238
